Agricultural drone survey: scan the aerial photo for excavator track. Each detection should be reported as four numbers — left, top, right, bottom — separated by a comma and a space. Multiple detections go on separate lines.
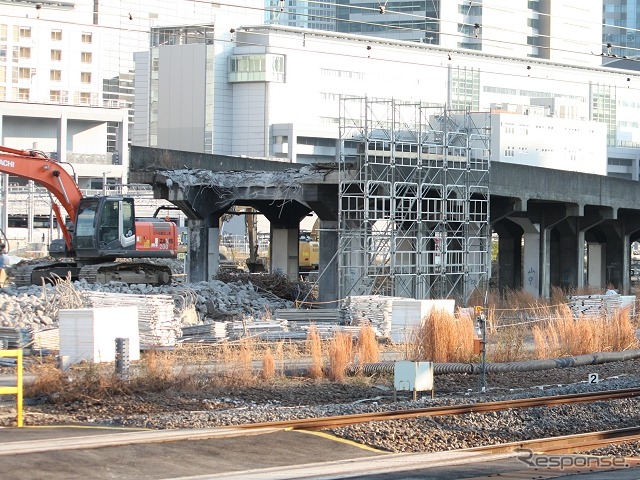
78, 261, 173, 285
8, 260, 174, 287
10, 261, 80, 287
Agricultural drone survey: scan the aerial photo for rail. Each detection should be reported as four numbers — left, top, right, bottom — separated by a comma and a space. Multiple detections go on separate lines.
0, 349, 23, 427
232, 387, 640, 431
465, 425, 640, 457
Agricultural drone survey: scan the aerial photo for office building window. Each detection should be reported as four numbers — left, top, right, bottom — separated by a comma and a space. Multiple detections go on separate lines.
0, 25, 6, 42
0, 65, 5, 82
81, 52, 92, 64
19, 47, 30, 59
17, 26, 31, 39
78, 92, 91, 105
0, 45, 5, 61
50, 69, 61, 81
15, 87, 29, 100
80, 72, 91, 83
81, 33, 92, 43
50, 90, 61, 102
18, 67, 31, 79
228, 54, 285, 82
51, 30, 62, 41
51, 49, 61, 61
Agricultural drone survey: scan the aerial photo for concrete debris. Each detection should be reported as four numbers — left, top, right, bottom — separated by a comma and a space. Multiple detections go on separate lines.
163, 167, 324, 190
0, 277, 295, 341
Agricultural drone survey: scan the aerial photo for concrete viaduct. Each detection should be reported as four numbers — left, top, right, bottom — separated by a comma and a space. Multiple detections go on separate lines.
130, 146, 640, 302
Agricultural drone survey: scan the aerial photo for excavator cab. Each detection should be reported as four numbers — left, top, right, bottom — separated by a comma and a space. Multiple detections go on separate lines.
74, 197, 136, 257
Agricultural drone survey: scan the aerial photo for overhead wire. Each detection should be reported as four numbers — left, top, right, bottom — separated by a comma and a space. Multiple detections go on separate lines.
187, 0, 640, 65
6, 0, 640, 65
4, 0, 640, 90
225, 25, 640, 97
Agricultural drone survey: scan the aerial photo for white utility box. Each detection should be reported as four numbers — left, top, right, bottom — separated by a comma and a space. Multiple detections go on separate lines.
394, 360, 434, 399
58, 306, 140, 370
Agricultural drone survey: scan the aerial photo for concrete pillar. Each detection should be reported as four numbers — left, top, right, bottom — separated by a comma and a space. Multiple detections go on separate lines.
523, 230, 540, 296
577, 230, 586, 289
540, 226, 552, 299
558, 225, 579, 290
506, 218, 540, 297
493, 221, 523, 294
623, 233, 631, 295
271, 227, 298, 280
187, 218, 207, 283
318, 220, 339, 306
208, 227, 220, 278
588, 243, 605, 288
605, 233, 624, 290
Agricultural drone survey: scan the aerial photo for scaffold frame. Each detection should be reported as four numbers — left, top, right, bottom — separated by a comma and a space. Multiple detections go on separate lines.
338, 96, 491, 305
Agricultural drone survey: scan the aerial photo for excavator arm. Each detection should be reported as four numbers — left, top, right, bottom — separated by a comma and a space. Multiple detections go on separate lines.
0, 146, 83, 251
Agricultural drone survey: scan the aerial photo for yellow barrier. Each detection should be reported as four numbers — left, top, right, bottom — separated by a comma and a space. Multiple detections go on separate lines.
0, 349, 23, 427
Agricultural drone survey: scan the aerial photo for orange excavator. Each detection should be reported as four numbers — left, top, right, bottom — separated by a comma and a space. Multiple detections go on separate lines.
0, 146, 178, 286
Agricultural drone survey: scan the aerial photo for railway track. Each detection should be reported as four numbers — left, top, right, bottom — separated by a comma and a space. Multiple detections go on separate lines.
468, 425, 640, 456
233, 387, 640, 431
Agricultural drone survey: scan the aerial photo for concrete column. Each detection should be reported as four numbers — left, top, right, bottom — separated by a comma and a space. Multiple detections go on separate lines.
558, 225, 579, 290
623, 233, 631, 295
587, 243, 605, 288
187, 218, 207, 283
318, 220, 339, 306
523, 231, 540, 296
540, 226, 552, 299
605, 233, 624, 290
577, 230, 586, 289
493, 221, 523, 294
505, 218, 540, 296
271, 227, 298, 280
208, 227, 220, 278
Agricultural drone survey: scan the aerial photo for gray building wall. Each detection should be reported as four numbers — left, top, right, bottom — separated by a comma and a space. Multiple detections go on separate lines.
157, 44, 209, 152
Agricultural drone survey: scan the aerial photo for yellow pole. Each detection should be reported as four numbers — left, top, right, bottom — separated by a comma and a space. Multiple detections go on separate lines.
0, 349, 23, 427
16, 349, 23, 427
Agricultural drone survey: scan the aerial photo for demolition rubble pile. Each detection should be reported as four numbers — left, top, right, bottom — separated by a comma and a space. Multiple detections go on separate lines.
0, 275, 295, 347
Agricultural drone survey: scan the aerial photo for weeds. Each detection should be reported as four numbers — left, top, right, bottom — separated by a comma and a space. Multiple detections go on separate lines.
306, 325, 324, 379
328, 331, 353, 382
409, 309, 474, 363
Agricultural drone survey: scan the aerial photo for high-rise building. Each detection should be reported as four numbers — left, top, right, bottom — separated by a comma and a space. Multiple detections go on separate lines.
0, 1, 259, 181
603, 0, 640, 59
274, 0, 602, 66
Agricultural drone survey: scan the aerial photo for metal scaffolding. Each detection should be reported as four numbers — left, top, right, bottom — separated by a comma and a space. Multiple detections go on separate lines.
338, 97, 491, 305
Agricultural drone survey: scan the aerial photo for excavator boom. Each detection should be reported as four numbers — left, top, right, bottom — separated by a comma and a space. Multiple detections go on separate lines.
0, 147, 82, 251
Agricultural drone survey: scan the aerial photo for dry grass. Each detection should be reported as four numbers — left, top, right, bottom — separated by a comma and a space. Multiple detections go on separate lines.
409, 309, 474, 363
356, 323, 379, 365
261, 348, 276, 380
306, 325, 324, 379
488, 324, 528, 363
328, 331, 354, 382
25, 359, 127, 402
532, 304, 640, 358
